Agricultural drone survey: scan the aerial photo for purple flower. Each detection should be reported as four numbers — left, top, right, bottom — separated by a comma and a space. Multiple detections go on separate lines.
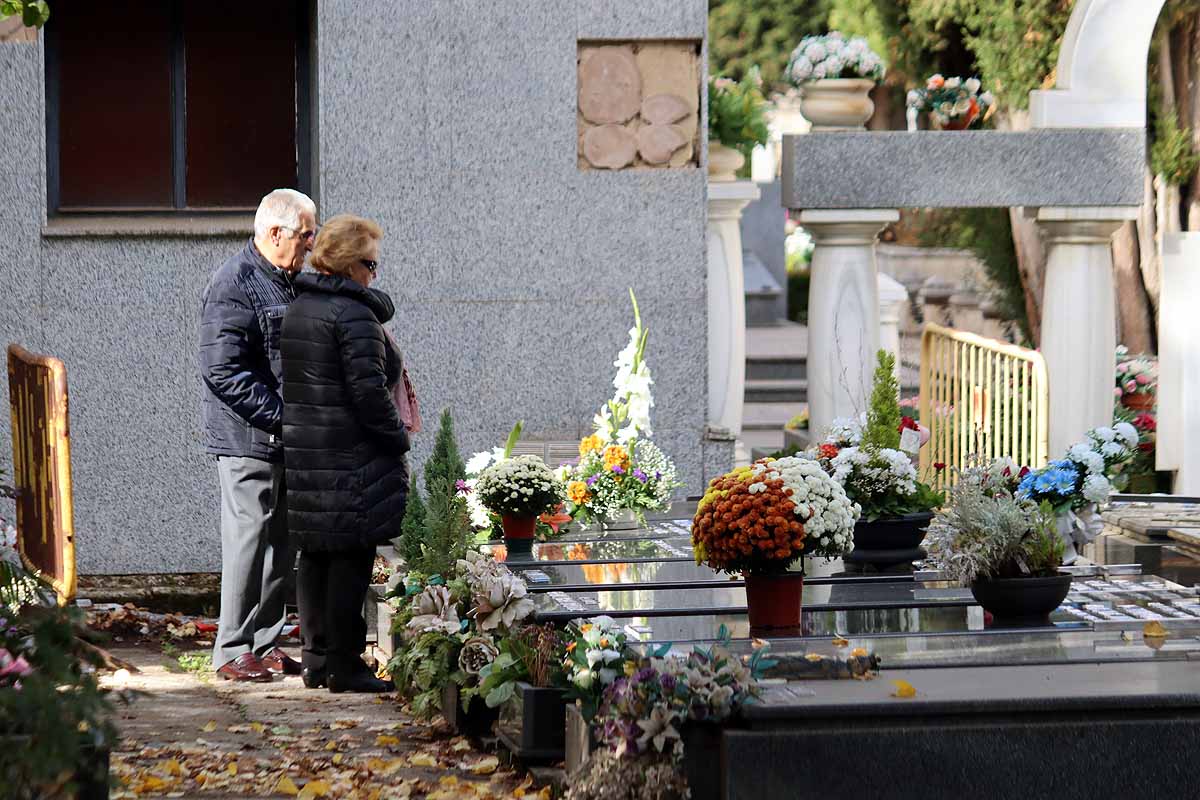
611, 465, 626, 475
654, 471, 662, 480
585, 475, 599, 487
454, 479, 471, 493
632, 468, 648, 483
659, 673, 676, 692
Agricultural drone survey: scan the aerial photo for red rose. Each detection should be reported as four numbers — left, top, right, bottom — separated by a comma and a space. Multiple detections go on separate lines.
898, 416, 919, 433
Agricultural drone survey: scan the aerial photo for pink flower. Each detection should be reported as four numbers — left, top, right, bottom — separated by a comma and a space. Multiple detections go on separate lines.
1116, 362, 1131, 373
1135, 374, 1151, 385
1124, 380, 1138, 393
1113, 387, 1123, 398
0, 650, 31, 679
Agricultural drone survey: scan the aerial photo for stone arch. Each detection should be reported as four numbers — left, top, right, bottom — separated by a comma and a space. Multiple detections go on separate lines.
1030, 0, 1168, 128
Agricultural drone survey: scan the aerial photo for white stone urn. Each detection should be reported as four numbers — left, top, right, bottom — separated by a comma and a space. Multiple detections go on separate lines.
798, 78, 876, 130
707, 140, 745, 181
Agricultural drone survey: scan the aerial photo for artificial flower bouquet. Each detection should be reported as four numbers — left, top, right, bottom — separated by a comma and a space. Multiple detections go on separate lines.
692, 456, 859, 575
906, 74, 994, 129
708, 69, 770, 158
1016, 423, 1138, 510
565, 290, 682, 526
475, 455, 565, 524
786, 31, 885, 85
562, 615, 633, 721
1114, 346, 1158, 409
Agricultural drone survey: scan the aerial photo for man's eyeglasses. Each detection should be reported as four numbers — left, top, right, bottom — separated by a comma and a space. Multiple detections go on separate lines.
360, 259, 378, 275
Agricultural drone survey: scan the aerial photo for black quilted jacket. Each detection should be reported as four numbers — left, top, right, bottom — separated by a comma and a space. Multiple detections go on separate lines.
280, 273, 410, 551
198, 239, 296, 462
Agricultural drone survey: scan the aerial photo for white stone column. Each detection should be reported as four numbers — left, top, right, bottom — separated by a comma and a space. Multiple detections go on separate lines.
1036, 206, 1138, 455
707, 181, 761, 452
877, 272, 908, 380
799, 209, 899, 439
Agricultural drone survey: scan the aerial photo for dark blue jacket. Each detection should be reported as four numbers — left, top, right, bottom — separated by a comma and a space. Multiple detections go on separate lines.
198, 239, 296, 462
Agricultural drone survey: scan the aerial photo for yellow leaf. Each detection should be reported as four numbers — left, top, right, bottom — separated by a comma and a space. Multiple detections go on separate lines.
137, 776, 169, 791
226, 763, 237, 776
250, 722, 266, 734
536, 788, 552, 800
332, 754, 343, 765
832, 636, 850, 647
890, 679, 917, 698
331, 719, 359, 730
467, 755, 499, 775
850, 647, 868, 658
451, 738, 472, 752
201, 721, 217, 733
1143, 620, 1169, 638
376, 734, 401, 747
274, 775, 301, 796
298, 780, 331, 799
408, 752, 437, 767
158, 759, 183, 777
439, 776, 460, 787
324, 741, 338, 751
804, 653, 822, 662
382, 758, 407, 775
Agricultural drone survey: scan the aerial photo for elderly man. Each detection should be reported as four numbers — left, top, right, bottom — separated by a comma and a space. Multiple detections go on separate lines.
199, 189, 316, 682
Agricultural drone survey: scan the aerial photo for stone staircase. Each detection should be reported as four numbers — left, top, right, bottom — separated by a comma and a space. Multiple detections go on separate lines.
742, 322, 807, 458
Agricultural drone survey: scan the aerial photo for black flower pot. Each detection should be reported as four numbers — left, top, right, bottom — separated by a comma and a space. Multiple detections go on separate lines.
497, 682, 570, 762
844, 512, 932, 572
441, 682, 499, 738
970, 573, 1073, 627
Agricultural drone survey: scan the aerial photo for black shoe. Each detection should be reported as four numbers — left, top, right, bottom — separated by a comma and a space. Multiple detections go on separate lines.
328, 670, 395, 694
301, 667, 327, 689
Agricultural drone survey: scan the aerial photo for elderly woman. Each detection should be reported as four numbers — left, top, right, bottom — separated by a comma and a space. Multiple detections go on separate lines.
281, 214, 409, 694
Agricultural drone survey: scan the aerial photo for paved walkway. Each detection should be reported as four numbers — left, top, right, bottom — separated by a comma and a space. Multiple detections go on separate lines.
106, 646, 541, 799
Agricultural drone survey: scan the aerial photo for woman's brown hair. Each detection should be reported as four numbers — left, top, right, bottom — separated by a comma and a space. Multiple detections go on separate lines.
309, 214, 383, 278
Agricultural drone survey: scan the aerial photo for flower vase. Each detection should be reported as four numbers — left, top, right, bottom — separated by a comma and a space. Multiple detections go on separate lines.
932, 104, 980, 130
1121, 392, 1155, 412
798, 78, 875, 130
744, 571, 804, 632
601, 508, 644, 532
707, 140, 745, 182
501, 514, 537, 561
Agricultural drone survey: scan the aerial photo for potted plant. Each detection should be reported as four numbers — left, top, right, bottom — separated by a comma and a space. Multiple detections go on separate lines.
476, 455, 565, 560
1115, 347, 1157, 412
707, 70, 769, 181
815, 352, 943, 570
906, 75, 995, 130
925, 460, 1071, 627
564, 290, 681, 532
692, 456, 857, 632
478, 624, 570, 760
1016, 423, 1138, 564
785, 32, 885, 130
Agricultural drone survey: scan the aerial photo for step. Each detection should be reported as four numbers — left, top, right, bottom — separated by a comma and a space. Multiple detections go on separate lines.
746, 355, 807, 381
742, 401, 805, 431
745, 378, 807, 404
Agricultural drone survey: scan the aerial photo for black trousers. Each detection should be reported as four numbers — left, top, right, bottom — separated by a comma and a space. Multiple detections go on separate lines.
296, 547, 375, 675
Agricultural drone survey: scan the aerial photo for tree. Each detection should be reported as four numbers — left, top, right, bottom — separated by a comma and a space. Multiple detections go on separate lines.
862, 350, 901, 450
0, 0, 49, 27
708, 0, 835, 90
396, 409, 467, 569
424, 409, 465, 494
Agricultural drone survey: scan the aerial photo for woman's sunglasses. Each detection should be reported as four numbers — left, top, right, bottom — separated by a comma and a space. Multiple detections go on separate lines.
360, 259, 378, 275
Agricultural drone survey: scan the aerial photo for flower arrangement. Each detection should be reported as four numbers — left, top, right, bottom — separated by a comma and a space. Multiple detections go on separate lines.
565, 290, 681, 526
562, 615, 633, 721
469, 623, 566, 709
708, 70, 770, 157
786, 32, 885, 84
906, 75, 995, 129
1114, 346, 1157, 400
924, 461, 1063, 586
692, 456, 859, 574
1016, 424, 1138, 510
475, 454, 565, 520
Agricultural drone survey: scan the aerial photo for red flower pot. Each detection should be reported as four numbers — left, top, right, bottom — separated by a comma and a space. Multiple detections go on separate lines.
501, 514, 537, 561
744, 571, 804, 632
1121, 393, 1155, 412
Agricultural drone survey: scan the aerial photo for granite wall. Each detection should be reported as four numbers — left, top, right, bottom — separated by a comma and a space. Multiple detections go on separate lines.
0, 0, 722, 575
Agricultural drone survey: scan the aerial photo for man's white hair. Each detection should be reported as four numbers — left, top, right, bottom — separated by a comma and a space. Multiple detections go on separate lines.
253, 188, 317, 239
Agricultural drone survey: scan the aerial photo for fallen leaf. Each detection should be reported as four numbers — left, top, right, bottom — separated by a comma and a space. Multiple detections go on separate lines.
332, 754, 343, 765
136, 776, 169, 792
1143, 620, 1169, 638
298, 780, 331, 799
408, 752, 437, 767
850, 647, 868, 658
832, 636, 850, 647
158, 759, 183, 777
201, 721, 217, 733
249, 722, 266, 734
466, 755, 499, 775
274, 775, 301, 796
331, 719, 359, 730
376, 735, 401, 747
439, 776, 459, 787
451, 738, 472, 752
324, 741, 338, 752
804, 653, 822, 662
890, 679, 917, 698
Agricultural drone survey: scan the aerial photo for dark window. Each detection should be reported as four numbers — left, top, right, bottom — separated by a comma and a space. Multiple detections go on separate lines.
46, 0, 311, 212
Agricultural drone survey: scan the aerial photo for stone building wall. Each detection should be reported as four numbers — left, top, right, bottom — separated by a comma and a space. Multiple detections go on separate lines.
0, 0, 718, 574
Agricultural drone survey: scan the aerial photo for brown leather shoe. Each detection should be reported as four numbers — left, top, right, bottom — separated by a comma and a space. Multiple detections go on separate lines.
216, 653, 273, 682
260, 647, 302, 676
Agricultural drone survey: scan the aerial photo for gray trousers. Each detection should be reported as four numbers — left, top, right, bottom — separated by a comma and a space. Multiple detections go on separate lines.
212, 456, 290, 669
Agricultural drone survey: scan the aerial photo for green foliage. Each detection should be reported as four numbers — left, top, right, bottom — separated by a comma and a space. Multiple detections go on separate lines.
1150, 109, 1200, 186
0, 0, 49, 27
916, 207, 1031, 345
387, 629, 460, 721
708, 0, 835, 90
708, 71, 771, 161
397, 487, 427, 565
425, 409, 465, 495
410, 480, 473, 577
862, 350, 902, 450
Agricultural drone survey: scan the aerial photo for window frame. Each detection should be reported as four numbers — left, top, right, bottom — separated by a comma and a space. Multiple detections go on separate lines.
44, 0, 315, 215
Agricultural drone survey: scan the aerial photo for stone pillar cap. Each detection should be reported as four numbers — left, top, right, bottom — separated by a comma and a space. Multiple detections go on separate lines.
921, 276, 955, 303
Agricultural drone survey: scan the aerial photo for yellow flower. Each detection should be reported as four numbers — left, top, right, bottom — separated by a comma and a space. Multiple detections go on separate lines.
624, 661, 637, 677
567, 481, 591, 505
579, 434, 604, 457
602, 445, 630, 471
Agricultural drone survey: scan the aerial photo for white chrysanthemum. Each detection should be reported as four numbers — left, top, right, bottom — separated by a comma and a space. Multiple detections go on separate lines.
1082, 473, 1112, 504
1100, 441, 1125, 458
1094, 426, 1116, 442
1113, 422, 1138, 448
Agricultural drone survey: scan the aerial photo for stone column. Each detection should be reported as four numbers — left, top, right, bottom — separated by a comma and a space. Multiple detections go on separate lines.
799, 209, 899, 439
877, 272, 909, 380
920, 277, 953, 328
1036, 206, 1138, 455
707, 181, 762, 451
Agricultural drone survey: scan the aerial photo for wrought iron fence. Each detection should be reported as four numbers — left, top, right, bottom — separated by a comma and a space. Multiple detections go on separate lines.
919, 323, 1049, 488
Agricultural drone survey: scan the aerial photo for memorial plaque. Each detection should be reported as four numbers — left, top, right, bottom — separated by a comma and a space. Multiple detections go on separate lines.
7, 345, 76, 604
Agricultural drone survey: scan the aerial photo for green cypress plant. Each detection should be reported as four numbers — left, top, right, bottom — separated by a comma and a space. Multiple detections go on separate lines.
397, 487, 427, 565
424, 409, 465, 497
862, 350, 901, 450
